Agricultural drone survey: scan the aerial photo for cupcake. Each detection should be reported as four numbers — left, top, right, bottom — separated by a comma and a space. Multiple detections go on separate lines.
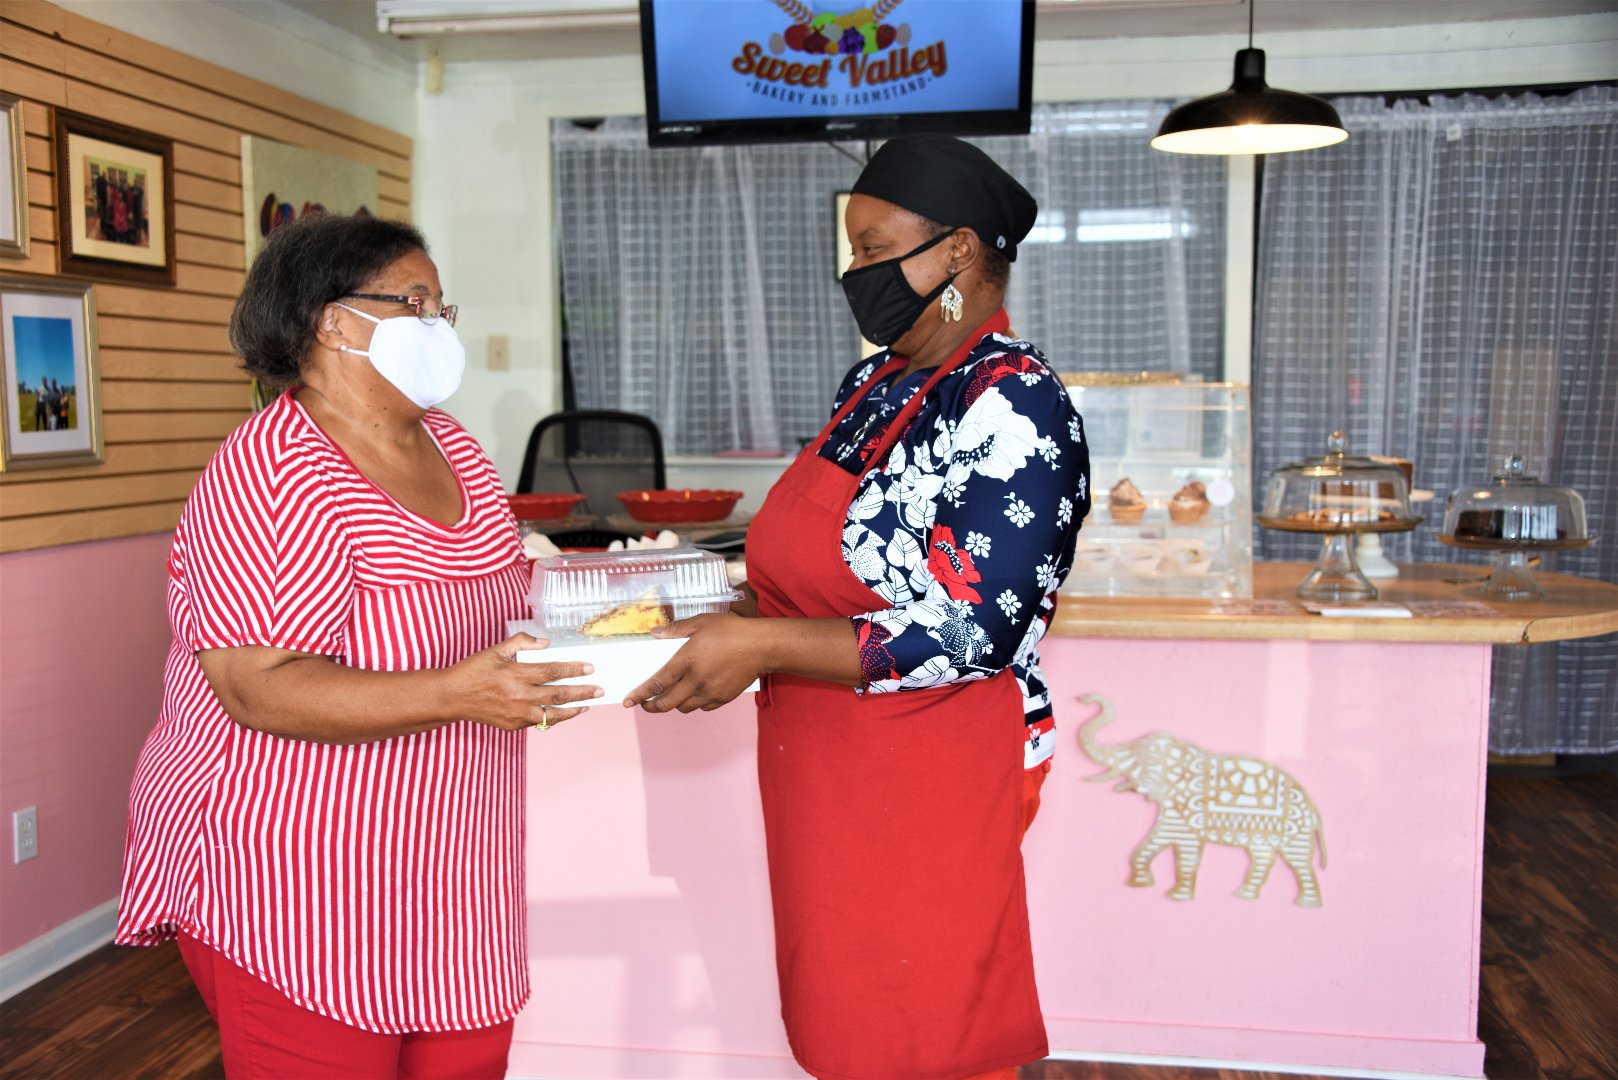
1168, 481, 1211, 524
1109, 478, 1146, 524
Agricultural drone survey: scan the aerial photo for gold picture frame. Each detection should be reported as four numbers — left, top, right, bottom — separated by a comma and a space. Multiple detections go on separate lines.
52, 110, 175, 286
0, 92, 27, 260
1, 275, 102, 471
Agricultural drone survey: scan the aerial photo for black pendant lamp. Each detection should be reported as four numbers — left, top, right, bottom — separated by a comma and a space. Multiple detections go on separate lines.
1152, 1, 1347, 155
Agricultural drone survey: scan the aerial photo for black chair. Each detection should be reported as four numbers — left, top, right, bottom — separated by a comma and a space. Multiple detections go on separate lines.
516, 409, 667, 521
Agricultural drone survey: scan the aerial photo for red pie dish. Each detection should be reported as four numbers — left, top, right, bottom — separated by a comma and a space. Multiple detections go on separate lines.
617, 489, 743, 523
506, 492, 587, 521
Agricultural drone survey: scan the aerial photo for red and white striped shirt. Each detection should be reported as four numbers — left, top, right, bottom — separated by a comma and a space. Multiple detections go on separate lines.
117, 392, 532, 1034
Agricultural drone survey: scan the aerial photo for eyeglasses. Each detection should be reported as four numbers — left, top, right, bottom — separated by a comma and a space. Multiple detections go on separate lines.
343, 293, 459, 327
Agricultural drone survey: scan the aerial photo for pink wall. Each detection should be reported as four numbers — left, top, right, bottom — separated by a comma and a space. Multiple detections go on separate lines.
0, 533, 172, 955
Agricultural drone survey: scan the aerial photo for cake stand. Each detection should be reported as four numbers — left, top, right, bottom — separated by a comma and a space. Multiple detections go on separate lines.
1257, 516, 1424, 603
1438, 534, 1598, 600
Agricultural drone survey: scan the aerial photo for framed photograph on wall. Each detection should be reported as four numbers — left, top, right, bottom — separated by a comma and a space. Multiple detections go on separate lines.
1, 275, 102, 471
0, 92, 27, 259
241, 135, 378, 263
52, 110, 175, 285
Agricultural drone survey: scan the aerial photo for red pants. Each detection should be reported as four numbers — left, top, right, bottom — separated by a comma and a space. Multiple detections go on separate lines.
177, 935, 514, 1079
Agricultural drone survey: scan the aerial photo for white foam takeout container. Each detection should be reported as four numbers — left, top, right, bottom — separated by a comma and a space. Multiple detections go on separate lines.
513, 548, 753, 708
508, 626, 760, 708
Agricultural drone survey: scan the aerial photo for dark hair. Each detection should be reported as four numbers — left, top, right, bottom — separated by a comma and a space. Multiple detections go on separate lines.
916, 214, 1011, 290
229, 213, 428, 388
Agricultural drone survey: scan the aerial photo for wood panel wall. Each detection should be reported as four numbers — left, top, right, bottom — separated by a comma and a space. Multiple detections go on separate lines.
0, 0, 412, 553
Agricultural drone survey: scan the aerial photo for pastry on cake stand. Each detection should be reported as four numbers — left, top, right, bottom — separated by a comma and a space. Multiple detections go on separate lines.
1438, 455, 1597, 600
1258, 432, 1424, 603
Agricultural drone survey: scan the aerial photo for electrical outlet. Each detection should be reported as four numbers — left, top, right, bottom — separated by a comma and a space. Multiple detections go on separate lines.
487, 334, 511, 371
13, 807, 38, 863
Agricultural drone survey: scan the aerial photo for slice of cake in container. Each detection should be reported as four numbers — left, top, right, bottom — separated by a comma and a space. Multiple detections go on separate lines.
577, 589, 673, 638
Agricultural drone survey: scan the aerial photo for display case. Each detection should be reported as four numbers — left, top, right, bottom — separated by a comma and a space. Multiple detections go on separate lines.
1060, 377, 1253, 599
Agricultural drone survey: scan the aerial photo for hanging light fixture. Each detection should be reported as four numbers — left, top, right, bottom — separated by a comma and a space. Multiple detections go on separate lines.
1152, 0, 1347, 156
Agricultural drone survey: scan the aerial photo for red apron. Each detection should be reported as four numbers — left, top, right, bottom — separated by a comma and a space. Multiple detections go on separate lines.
746, 331, 1048, 1080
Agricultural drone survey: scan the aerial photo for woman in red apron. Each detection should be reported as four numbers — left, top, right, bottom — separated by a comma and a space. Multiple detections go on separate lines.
628, 137, 1091, 1079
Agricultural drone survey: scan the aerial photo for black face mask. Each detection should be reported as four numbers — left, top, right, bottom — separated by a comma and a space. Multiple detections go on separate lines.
840, 230, 956, 347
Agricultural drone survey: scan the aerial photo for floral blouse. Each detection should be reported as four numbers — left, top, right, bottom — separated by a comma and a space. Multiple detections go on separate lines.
821, 312, 1091, 766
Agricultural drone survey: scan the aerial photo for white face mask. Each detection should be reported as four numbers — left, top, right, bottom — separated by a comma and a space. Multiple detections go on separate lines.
335, 302, 466, 409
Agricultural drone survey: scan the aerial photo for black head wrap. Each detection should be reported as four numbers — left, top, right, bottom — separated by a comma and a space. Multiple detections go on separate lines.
851, 135, 1038, 262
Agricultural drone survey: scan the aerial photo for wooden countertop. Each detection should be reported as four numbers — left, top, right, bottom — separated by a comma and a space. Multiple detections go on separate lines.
1051, 562, 1618, 644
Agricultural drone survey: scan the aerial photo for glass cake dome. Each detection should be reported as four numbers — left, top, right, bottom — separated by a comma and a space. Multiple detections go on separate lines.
1260, 431, 1417, 528
1258, 431, 1424, 603
1439, 455, 1596, 600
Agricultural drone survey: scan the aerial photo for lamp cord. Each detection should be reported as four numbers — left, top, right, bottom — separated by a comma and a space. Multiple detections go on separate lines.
825, 140, 868, 168
1248, 0, 1255, 48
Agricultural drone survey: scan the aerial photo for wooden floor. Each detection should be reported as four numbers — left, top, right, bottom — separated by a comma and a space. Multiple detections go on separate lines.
2, 771, 1615, 1079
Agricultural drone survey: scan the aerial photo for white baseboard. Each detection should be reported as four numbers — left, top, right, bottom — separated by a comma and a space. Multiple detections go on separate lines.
508, 1042, 805, 1079
1046, 1049, 1474, 1079
0, 898, 118, 1002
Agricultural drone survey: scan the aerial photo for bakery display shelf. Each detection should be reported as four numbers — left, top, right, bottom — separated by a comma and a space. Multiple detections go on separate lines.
1083, 517, 1232, 535
1065, 381, 1253, 600
1439, 534, 1597, 552
1256, 515, 1425, 535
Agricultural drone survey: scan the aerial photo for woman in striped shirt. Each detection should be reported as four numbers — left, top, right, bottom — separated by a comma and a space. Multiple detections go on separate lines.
117, 214, 599, 1078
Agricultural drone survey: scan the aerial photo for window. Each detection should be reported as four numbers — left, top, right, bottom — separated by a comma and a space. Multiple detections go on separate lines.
1253, 87, 1618, 752
554, 102, 1226, 455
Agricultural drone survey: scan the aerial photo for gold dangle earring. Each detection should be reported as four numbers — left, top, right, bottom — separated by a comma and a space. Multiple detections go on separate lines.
940, 278, 964, 322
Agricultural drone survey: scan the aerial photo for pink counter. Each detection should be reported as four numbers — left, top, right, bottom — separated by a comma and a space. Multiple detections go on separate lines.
510, 566, 1618, 1078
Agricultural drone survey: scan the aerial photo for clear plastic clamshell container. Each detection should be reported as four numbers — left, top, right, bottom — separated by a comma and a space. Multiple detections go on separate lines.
527, 547, 741, 646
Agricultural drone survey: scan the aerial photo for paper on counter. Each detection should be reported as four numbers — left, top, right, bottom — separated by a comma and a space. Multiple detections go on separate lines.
1300, 601, 1413, 618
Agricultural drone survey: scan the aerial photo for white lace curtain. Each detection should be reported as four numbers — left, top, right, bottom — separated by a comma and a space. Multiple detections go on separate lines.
553, 103, 1226, 455
554, 91, 1615, 751
1253, 87, 1618, 754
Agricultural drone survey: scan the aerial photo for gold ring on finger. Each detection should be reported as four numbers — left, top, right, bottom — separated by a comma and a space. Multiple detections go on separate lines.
537, 705, 550, 731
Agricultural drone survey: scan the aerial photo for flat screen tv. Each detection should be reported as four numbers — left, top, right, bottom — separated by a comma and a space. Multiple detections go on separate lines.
639, 0, 1034, 147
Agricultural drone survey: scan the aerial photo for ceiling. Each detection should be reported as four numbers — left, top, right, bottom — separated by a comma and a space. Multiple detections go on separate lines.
280, 0, 1618, 64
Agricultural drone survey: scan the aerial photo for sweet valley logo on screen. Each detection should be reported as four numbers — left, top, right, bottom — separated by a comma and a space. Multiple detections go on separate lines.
650, 0, 1020, 129
733, 0, 947, 107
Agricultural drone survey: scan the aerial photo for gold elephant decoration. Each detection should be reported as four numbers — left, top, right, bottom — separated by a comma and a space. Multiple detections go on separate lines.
1076, 694, 1326, 907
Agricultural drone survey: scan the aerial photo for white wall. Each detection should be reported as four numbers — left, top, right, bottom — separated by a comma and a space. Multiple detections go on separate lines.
416, 13, 1618, 486
413, 53, 644, 482
1032, 14, 1618, 102
54, 0, 419, 136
